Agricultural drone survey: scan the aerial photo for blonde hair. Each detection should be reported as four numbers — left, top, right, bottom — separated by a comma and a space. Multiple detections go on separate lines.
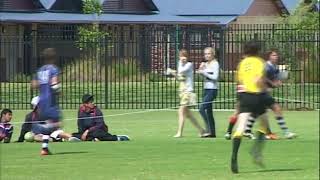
179, 49, 189, 58
204, 47, 216, 59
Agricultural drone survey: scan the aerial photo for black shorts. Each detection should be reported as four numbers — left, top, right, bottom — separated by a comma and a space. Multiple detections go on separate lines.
238, 92, 266, 116
261, 92, 276, 108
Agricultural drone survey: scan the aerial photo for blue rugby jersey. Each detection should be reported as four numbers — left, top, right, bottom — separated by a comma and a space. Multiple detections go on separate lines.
265, 61, 280, 88
36, 64, 60, 109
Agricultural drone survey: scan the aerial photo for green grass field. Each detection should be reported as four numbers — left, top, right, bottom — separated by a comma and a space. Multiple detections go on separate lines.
1, 110, 319, 180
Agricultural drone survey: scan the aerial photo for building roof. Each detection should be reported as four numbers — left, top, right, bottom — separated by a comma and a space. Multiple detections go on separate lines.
0, 0, 256, 25
152, 0, 253, 15
0, 12, 236, 25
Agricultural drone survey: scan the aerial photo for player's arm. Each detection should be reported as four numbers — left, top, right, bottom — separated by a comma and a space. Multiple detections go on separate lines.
50, 76, 61, 93
77, 108, 87, 134
166, 68, 177, 76
50, 66, 61, 93
31, 80, 39, 89
31, 73, 39, 89
265, 78, 282, 88
88, 109, 106, 132
178, 62, 192, 74
254, 62, 267, 90
265, 66, 282, 88
199, 62, 219, 81
16, 114, 33, 142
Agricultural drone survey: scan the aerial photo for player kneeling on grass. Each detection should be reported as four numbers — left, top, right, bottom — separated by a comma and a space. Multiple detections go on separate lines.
16, 96, 80, 143
0, 109, 13, 143
167, 49, 207, 138
72, 94, 130, 141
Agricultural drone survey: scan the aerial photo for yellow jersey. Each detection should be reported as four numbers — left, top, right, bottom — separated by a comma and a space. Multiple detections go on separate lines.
237, 56, 265, 93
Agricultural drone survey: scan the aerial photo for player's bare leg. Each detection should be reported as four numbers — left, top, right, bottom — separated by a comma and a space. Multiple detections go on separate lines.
174, 106, 187, 138
250, 113, 268, 167
185, 108, 206, 136
33, 134, 43, 142
50, 130, 81, 142
225, 103, 239, 140
231, 112, 250, 173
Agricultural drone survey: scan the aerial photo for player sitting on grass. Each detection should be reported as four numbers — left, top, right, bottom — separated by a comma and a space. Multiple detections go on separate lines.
225, 49, 296, 140
167, 49, 207, 138
16, 96, 80, 143
0, 109, 13, 143
72, 94, 129, 141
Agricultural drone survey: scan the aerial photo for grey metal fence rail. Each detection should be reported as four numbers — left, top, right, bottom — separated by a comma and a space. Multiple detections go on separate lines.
0, 24, 319, 110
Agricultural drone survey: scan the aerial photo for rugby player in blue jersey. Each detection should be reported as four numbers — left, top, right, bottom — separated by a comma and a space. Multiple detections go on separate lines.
31, 48, 63, 155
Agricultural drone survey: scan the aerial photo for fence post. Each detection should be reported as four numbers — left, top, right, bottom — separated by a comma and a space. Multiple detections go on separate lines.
104, 36, 109, 109
175, 25, 180, 65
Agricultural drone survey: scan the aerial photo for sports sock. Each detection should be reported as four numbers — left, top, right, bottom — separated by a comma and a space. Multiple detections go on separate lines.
231, 137, 241, 173
227, 123, 235, 134
227, 116, 237, 133
276, 116, 289, 134
232, 138, 241, 159
42, 135, 49, 150
244, 116, 255, 133
253, 131, 265, 153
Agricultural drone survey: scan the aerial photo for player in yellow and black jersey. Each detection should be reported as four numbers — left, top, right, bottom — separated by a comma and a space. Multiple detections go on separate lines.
231, 41, 270, 174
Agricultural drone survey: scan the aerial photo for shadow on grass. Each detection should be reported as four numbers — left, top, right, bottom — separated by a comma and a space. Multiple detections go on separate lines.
53, 151, 89, 155
243, 168, 303, 173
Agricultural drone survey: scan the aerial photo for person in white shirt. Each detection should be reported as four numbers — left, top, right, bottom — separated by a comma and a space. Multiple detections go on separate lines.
167, 49, 206, 138
198, 47, 219, 138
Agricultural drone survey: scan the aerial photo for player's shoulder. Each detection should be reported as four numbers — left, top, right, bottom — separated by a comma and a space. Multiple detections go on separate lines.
95, 107, 103, 115
48, 64, 59, 71
211, 60, 219, 66
247, 56, 265, 67
38, 64, 58, 71
25, 112, 33, 120
47, 64, 60, 75
243, 56, 264, 62
1, 122, 13, 129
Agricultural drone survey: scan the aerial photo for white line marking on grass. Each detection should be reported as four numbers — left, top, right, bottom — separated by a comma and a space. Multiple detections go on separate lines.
9, 98, 236, 125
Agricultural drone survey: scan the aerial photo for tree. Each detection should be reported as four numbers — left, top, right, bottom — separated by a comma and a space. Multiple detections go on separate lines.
281, 0, 319, 30
77, 0, 108, 51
